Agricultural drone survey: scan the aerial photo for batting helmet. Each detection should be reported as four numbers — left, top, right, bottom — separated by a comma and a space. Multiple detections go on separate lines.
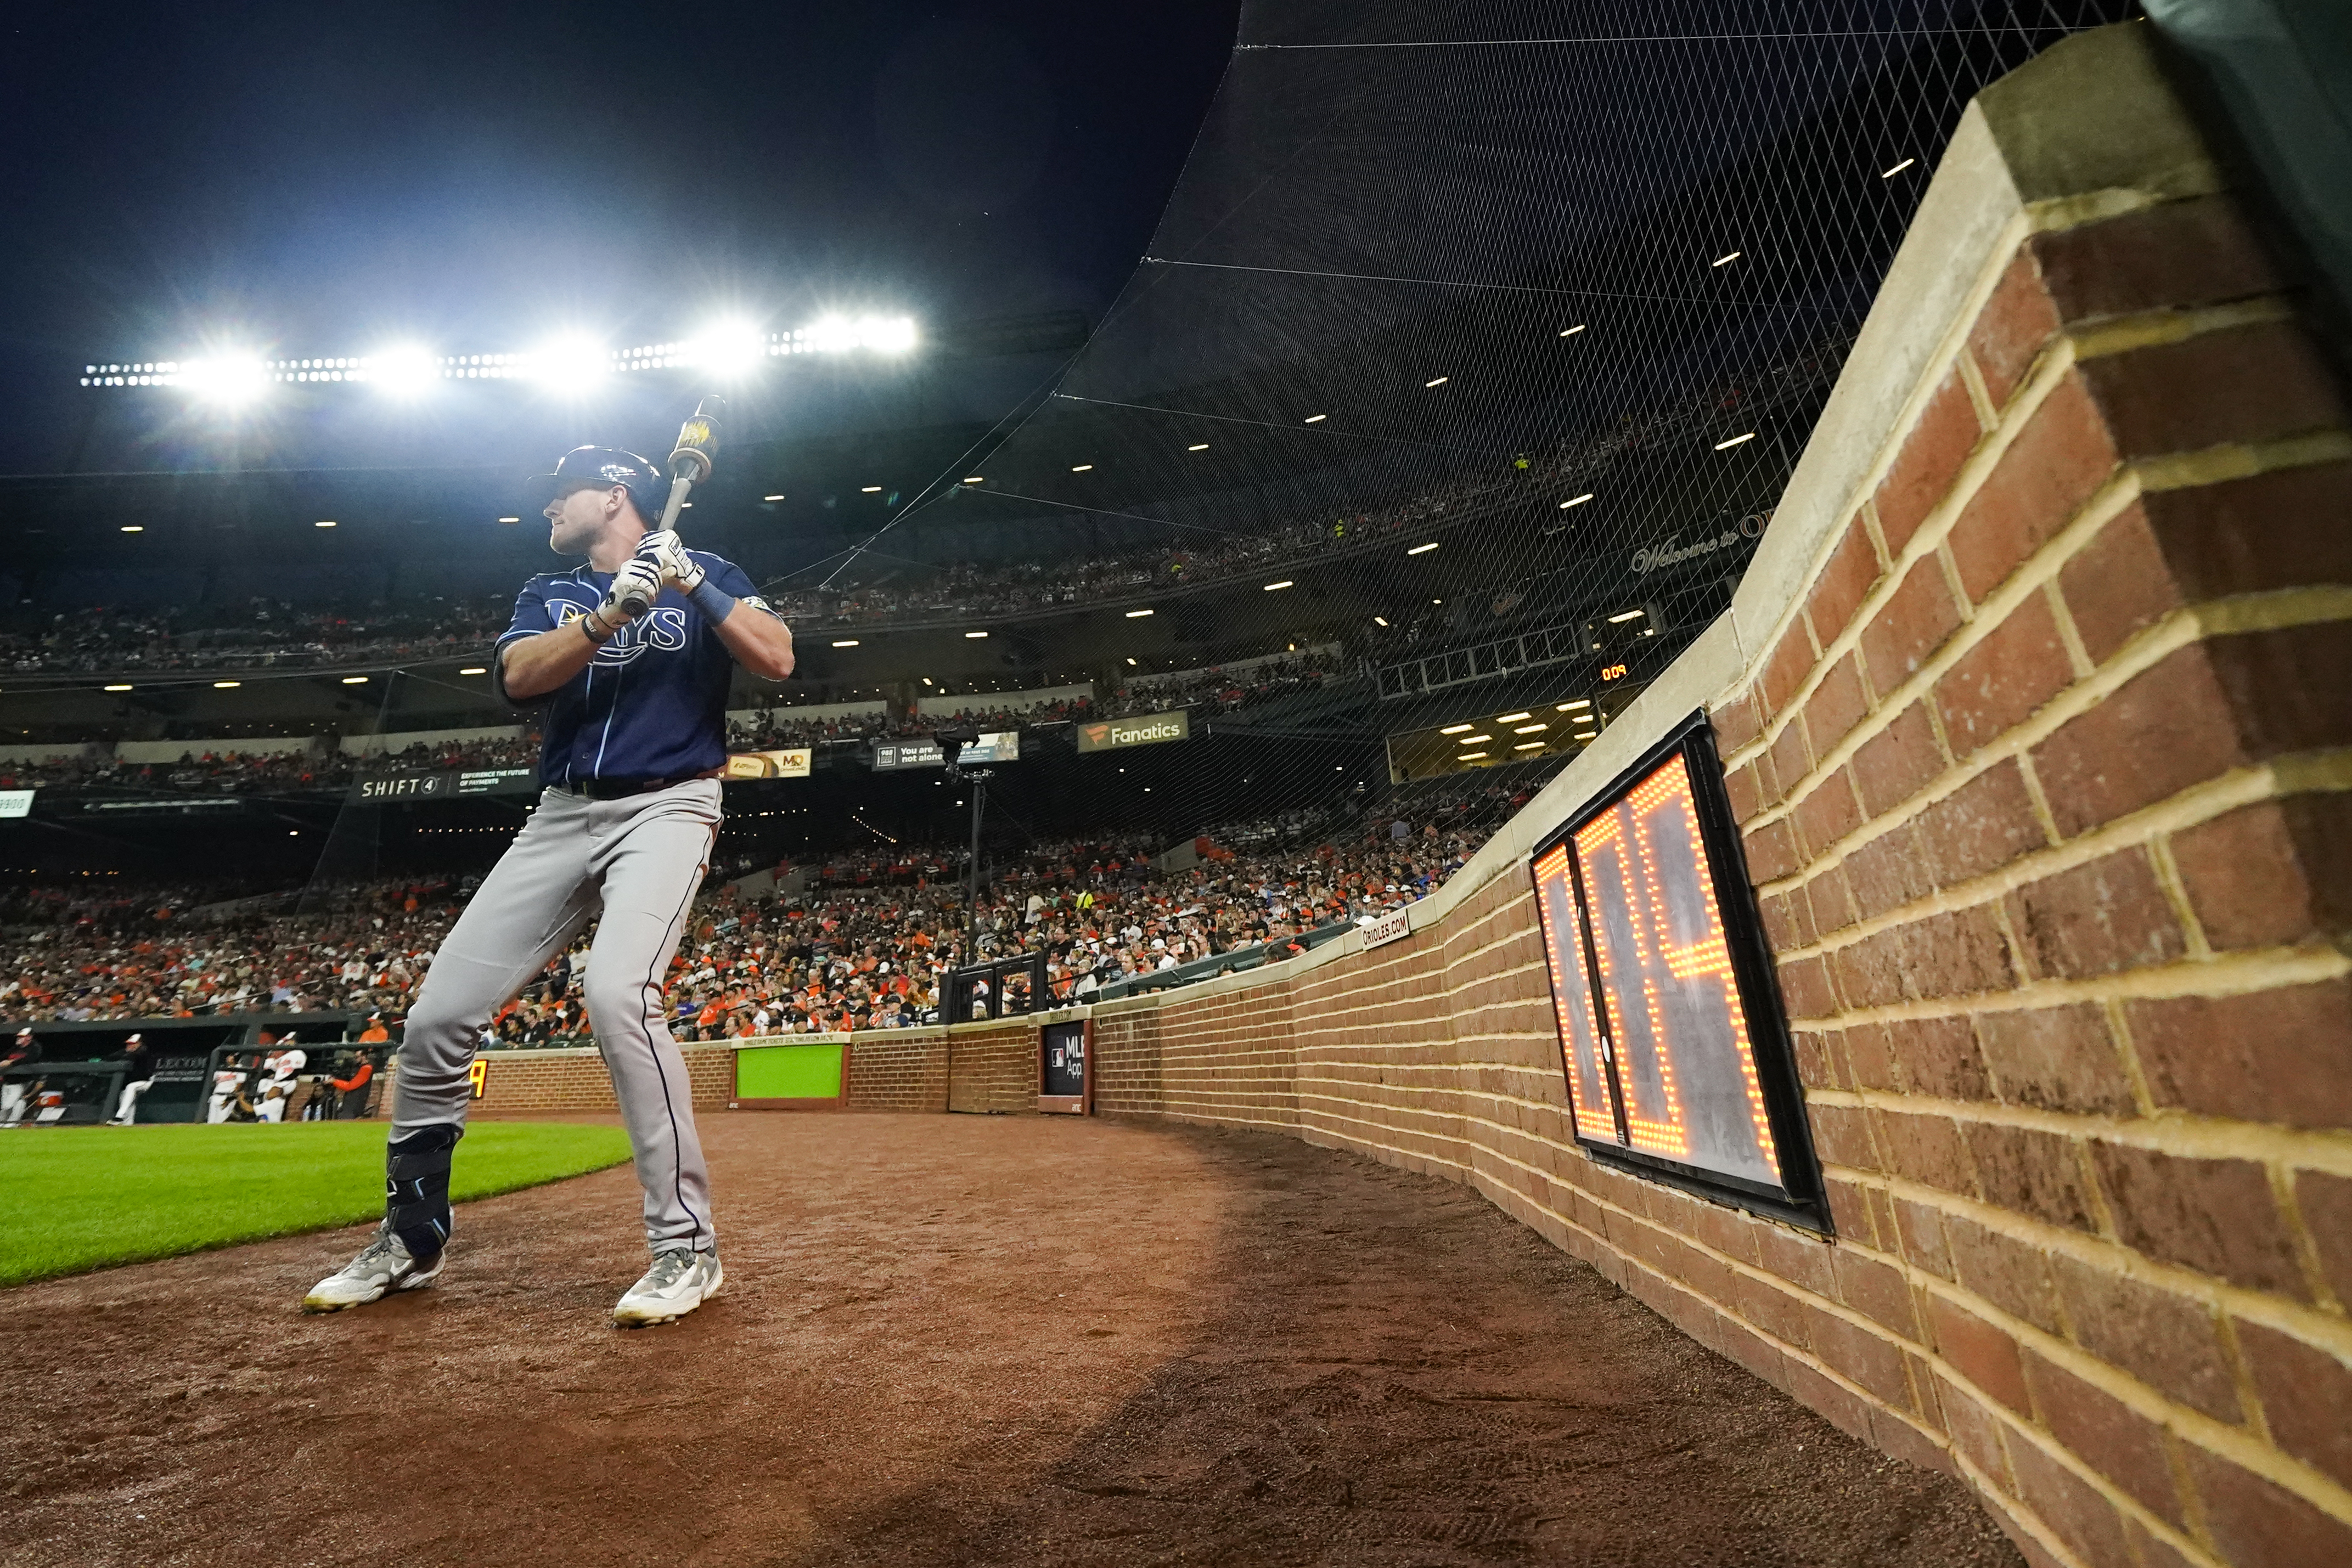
524, 445, 667, 523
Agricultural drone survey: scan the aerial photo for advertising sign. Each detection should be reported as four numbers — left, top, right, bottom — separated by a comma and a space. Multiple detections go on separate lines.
724, 748, 812, 780
1527, 711, 1826, 1229
348, 767, 538, 805
0, 789, 33, 819
1361, 906, 1414, 950
1076, 709, 1190, 753
873, 731, 1018, 771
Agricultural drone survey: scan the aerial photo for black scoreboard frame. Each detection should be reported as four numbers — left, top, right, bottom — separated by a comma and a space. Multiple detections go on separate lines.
1528, 709, 1830, 1234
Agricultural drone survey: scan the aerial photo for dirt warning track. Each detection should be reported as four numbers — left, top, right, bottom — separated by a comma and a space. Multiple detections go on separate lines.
1, 1115, 2019, 1567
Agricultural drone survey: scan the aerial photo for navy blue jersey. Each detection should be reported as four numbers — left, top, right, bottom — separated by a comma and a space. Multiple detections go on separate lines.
494, 551, 779, 783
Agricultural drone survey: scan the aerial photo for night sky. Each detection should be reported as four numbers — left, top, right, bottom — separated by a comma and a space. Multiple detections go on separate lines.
0, 2, 1240, 472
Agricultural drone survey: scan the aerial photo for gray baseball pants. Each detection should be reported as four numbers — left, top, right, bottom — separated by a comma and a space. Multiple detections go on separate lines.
391, 779, 722, 1253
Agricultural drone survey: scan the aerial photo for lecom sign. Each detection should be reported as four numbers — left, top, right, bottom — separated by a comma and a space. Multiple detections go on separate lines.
1527, 711, 1827, 1230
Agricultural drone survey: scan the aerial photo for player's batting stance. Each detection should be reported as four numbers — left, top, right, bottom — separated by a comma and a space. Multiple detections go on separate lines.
305, 420, 793, 1326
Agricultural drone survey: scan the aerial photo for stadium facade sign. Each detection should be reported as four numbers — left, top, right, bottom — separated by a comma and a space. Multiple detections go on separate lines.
1361, 906, 1414, 949
724, 748, 812, 780
1076, 710, 1190, 753
872, 731, 1018, 771
1628, 511, 1769, 577
347, 766, 538, 804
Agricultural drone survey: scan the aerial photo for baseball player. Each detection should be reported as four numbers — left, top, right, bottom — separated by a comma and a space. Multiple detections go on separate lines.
206, 1052, 245, 1123
1, 1026, 36, 1127
256, 1037, 305, 1123
305, 444, 793, 1326
106, 1033, 155, 1125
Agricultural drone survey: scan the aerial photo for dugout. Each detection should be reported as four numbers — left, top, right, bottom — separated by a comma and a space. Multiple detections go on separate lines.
1, 1013, 362, 1124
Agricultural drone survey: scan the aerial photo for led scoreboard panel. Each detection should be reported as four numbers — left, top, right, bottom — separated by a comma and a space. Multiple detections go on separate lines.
1529, 712, 1826, 1228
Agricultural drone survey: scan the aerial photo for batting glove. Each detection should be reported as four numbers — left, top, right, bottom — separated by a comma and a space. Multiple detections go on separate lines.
588, 556, 666, 636
635, 529, 706, 593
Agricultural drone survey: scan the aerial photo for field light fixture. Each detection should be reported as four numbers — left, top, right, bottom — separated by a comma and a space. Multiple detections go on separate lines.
1124, 608, 1153, 618
1560, 493, 1594, 509
88, 313, 920, 394
1714, 431, 1756, 449
120, 526, 142, 533
459, 667, 487, 675
104, 684, 133, 692
1407, 542, 1439, 555
341, 675, 369, 684
832, 639, 860, 648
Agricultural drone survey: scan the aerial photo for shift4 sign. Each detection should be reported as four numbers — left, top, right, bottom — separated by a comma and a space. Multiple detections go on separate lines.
1076, 709, 1190, 753
348, 767, 537, 804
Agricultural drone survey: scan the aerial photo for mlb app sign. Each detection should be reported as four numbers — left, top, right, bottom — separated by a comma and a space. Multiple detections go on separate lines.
1076, 710, 1190, 753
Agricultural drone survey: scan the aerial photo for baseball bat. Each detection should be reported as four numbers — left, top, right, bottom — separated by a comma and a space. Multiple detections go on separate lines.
617, 396, 727, 619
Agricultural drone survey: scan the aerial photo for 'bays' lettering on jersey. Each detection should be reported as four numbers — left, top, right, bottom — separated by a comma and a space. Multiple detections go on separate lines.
494, 550, 782, 783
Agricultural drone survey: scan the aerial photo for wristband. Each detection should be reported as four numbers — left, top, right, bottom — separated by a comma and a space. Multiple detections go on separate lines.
688, 578, 739, 623
579, 612, 616, 646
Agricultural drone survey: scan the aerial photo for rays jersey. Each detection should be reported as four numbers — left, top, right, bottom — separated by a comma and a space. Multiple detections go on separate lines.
494, 550, 780, 783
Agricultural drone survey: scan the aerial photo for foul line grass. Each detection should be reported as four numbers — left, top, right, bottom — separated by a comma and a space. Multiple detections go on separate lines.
0, 1120, 634, 1288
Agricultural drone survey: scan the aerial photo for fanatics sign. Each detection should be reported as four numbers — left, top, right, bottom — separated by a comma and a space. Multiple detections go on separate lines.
1076, 709, 1190, 753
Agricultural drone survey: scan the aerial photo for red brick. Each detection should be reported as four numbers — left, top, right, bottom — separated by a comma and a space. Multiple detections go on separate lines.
1783, 1353, 1879, 1444
1871, 1405, 1956, 1476
1760, 618, 1818, 720
2236, 1318, 2352, 1493
1810, 518, 1886, 646
1829, 926, 1906, 1011
1974, 1003, 2135, 1116
2122, 1519, 2203, 1568
1939, 1377, 2016, 1485
2010, 1438, 2134, 1568
2208, 621, 2352, 757
1896, 1198, 1953, 1280
1807, 1102, 1878, 1172
2080, 319, 2350, 459
2004, 848, 2186, 980
1804, 653, 1872, 760
1966, 1123, 2098, 1233
2028, 196, 2285, 324
1791, 769, 1865, 859
1876, 1110, 1976, 1197
2129, 979, 2352, 1129
1860, 555, 1966, 693
2019, 1345, 2185, 1526
1850, 701, 1947, 818
1890, 1013, 1991, 1101
1792, 1028, 1838, 1091
1970, 252, 2063, 411
2139, 457, 2352, 600
2058, 502, 2183, 667
1894, 904, 2018, 1002
1801, 865, 1859, 938
1715, 1315, 1790, 1390
1711, 691, 1765, 755
1742, 816, 1800, 884
1814, 1309, 1915, 1409
1840, 1022, 1897, 1091
1732, 1271, 1817, 1350
1758, 887, 1810, 953
1773, 952, 1836, 1020
1769, 714, 1815, 805
1835, 1248, 1918, 1339
1949, 373, 2120, 603
2184, 1442, 2352, 1568
1915, 760, 2051, 888
1757, 1223, 1837, 1297
1929, 1298, 2030, 1413
1876, 370, 1985, 556
1724, 760, 1764, 825
2091, 1143, 2306, 1298
2293, 1170, 2352, 1309
1842, 822, 1934, 922
2047, 1251, 2240, 1424
2171, 797, 2352, 951
2030, 642, 2247, 838
1936, 591, 2077, 760
1943, 1213, 2063, 1334
1824, 1174, 1878, 1244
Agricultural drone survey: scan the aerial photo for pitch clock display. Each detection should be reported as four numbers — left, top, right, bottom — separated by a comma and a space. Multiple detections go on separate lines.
1529, 713, 1826, 1227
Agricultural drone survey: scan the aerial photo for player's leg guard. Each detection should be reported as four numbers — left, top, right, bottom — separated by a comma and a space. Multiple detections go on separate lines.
385, 1124, 461, 1261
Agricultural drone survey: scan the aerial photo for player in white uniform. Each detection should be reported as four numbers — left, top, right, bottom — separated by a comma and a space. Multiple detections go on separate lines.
257, 1040, 305, 1123
207, 1055, 245, 1123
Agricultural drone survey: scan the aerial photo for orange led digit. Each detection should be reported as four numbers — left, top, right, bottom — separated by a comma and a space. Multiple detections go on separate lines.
1532, 845, 1617, 1142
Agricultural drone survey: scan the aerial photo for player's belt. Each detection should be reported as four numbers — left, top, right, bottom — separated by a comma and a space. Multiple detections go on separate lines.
555, 771, 722, 800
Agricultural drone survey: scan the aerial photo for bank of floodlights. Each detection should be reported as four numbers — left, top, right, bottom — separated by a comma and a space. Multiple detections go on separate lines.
78, 314, 919, 399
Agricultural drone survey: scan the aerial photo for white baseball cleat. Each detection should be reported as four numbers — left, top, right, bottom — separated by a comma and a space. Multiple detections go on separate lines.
612, 1248, 723, 1327
302, 1224, 444, 1312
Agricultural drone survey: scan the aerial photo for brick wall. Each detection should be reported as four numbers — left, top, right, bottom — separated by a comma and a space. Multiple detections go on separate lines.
1084, 26, 2352, 1568
946, 1019, 1038, 1114
846, 1028, 950, 1113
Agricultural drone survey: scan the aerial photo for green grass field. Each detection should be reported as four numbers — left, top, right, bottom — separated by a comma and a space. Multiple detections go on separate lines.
0, 1121, 634, 1288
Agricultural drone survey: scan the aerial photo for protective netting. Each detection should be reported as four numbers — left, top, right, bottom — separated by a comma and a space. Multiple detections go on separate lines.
805, 0, 2135, 862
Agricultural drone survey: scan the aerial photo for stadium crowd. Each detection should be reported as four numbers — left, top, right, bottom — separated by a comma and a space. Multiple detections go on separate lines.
0, 775, 1537, 1042
0, 732, 540, 797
